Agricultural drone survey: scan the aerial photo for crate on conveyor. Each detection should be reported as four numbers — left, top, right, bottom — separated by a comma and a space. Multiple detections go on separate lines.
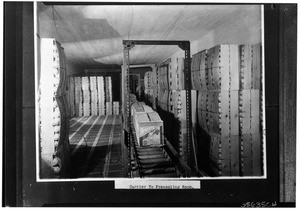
133, 110, 163, 147
130, 101, 146, 116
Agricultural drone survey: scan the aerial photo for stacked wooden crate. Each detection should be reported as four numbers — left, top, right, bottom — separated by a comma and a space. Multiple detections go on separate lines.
192, 44, 262, 176
82, 77, 90, 116
105, 76, 113, 115
157, 61, 169, 111
144, 71, 152, 98
151, 66, 158, 106
68, 77, 75, 117
90, 77, 98, 115
153, 56, 196, 164
206, 45, 240, 176
97, 76, 105, 115
239, 44, 262, 176
74, 77, 83, 117
39, 38, 71, 178
68, 76, 116, 116
113, 101, 120, 115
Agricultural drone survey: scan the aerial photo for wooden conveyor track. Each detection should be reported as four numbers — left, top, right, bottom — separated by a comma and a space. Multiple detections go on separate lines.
131, 124, 180, 178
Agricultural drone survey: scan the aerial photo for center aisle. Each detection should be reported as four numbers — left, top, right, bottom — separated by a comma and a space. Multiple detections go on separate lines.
69, 115, 124, 178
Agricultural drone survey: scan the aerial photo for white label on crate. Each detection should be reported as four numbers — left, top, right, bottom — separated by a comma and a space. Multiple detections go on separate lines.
115, 180, 201, 189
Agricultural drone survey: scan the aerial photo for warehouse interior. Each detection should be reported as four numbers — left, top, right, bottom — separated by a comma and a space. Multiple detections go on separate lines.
36, 3, 264, 179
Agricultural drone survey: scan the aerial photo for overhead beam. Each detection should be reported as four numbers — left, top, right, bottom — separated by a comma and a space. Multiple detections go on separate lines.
123, 40, 190, 51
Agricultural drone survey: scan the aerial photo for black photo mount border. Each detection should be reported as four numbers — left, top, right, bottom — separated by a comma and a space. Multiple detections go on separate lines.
2, 2, 296, 207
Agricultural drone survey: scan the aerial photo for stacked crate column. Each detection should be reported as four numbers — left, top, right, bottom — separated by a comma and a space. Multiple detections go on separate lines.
82, 77, 90, 116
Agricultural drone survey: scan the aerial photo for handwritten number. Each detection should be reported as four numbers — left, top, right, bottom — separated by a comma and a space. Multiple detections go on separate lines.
242, 201, 277, 207
272, 201, 277, 207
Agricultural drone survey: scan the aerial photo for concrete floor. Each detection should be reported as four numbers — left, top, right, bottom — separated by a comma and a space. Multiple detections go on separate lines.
69, 115, 125, 178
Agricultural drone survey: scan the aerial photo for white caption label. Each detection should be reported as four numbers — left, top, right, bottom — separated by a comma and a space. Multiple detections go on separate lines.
115, 180, 201, 189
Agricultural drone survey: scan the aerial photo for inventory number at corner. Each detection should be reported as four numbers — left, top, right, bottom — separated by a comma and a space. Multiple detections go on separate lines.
241, 201, 277, 207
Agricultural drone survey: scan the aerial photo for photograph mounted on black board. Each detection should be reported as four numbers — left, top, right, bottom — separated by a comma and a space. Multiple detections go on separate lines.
36, 3, 266, 180
2, 1, 296, 207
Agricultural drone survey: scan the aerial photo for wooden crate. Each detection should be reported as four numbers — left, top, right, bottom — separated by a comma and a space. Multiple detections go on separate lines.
191, 50, 207, 90
106, 102, 112, 115
74, 77, 83, 117
240, 44, 262, 90
157, 65, 168, 90
167, 90, 174, 113
157, 89, 169, 111
209, 133, 240, 176
134, 111, 163, 147
90, 76, 98, 115
151, 66, 158, 89
239, 89, 261, 135
252, 44, 262, 90
113, 101, 120, 115
81, 77, 90, 116
68, 77, 75, 117
82, 91, 90, 116
39, 38, 70, 178
205, 90, 239, 136
241, 133, 262, 176
168, 57, 185, 90
131, 102, 148, 121
207, 45, 239, 91
105, 76, 112, 103
168, 90, 197, 124
97, 76, 105, 115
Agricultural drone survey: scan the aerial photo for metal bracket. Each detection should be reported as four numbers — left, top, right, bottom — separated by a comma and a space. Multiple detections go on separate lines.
178, 42, 190, 51
123, 41, 135, 51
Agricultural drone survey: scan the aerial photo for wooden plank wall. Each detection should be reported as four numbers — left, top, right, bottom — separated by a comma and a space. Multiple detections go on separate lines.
68, 76, 119, 117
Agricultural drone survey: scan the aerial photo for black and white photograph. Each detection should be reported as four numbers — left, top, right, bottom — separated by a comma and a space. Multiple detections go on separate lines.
37, 3, 264, 180
2, 0, 297, 207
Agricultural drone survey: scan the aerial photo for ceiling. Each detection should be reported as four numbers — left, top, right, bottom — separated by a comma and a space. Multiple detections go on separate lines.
37, 3, 261, 73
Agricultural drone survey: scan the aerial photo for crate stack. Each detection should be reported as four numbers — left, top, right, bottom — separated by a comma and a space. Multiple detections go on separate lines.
168, 57, 197, 164
105, 77, 112, 115
157, 61, 169, 111
113, 101, 120, 115
150, 57, 196, 164
97, 76, 105, 115
39, 38, 71, 178
68, 77, 76, 117
151, 66, 158, 106
82, 77, 91, 116
69, 76, 117, 116
90, 77, 98, 115
193, 44, 262, 176
206, 45, 240, 176
239, 44, 262, 176
144, 71, 152, 102
74, 77, 83, 117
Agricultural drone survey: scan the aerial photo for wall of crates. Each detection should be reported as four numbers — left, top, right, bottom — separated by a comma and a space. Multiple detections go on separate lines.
144, 43, 262, 177
68, 76, 119, 117
144, 56, 198, 165
39, 38, 71, 178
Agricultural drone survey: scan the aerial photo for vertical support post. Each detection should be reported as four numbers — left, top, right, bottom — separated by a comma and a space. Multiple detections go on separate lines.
151, 64, 157, 110
184, 43, 192, 166
122, 43, 133, 177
